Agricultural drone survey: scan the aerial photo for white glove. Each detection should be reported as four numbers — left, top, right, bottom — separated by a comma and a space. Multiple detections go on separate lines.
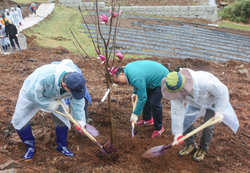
130, 113, 138, 123
77, 120, 86, 130
131, 94, 137, 102
47, 100, 60, 112
214, 112, 224, 122
173, 134, 184, 145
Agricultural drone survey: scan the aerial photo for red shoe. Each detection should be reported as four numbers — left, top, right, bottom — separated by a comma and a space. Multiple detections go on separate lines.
151, 127, 164, 138
136, 118, 154, 125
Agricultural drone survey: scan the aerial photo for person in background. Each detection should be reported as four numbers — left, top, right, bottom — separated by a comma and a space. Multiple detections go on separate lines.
5, 9, 14, 24
16, 5, 23, 26
5, 21, 21, 51
0, 24, 8, 51
0, 14, 11, 26
0, 14, 12, 50
30, 3, 37, 15
11, 59, 95, 161
10, 7, 19, 27
112, 60, 169, 138
161, 68, 239, 161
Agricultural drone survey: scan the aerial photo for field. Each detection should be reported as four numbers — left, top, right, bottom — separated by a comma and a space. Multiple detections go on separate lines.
0, 0, 249, 172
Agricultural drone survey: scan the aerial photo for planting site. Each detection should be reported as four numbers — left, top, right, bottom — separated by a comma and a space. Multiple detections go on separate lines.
0, 0, 249, 172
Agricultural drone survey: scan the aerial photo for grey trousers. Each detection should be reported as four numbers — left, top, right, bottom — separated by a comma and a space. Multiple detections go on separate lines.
183, 109, 215, 151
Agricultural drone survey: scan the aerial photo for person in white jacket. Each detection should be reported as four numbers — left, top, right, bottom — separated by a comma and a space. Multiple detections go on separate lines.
16, 5, 23, 26
11, 59, 91, 161
10, 7, 19, 27
161, 68, 239, 161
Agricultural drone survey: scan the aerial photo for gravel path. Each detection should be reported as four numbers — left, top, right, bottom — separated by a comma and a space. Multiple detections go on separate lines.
17, 3, 55, 50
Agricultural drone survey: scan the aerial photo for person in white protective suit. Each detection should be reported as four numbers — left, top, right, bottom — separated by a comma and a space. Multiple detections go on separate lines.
11, 59, 92, 161
16, 5, 23, 26
10, 7, 19, 27
161, 68, 239, 162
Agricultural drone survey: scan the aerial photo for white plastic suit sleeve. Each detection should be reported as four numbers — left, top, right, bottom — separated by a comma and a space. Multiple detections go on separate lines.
70, 97, 86, 123
171, 99, 185, 135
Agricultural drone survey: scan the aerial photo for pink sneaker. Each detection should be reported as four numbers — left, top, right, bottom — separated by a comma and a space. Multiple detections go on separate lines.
136, 118, 154, 125
151, 127, 164, 138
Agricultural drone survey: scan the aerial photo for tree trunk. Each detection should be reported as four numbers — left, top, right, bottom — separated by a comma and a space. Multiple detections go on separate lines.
106, 74, 114, 143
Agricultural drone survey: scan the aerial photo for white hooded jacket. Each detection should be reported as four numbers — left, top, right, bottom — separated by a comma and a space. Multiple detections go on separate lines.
171, 69, 239, 135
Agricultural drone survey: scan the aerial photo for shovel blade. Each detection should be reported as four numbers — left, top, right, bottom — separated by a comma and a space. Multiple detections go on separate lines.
95, 141, 119, 161
142, 145, 166, 158
142, 144, 172, 158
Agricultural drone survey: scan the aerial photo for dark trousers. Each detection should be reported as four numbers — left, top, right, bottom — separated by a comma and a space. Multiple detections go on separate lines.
183, 109, 215, 151
142, 86, 163, 131
9, 35, 20, 49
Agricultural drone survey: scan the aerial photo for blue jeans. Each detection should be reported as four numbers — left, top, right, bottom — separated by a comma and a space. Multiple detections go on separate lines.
142, 86, 163, 131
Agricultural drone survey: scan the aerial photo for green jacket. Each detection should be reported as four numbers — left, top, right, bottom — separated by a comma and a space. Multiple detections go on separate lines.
124, 60, 169, 115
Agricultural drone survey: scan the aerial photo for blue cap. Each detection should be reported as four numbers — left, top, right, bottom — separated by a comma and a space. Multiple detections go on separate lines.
65, 72, 86, 100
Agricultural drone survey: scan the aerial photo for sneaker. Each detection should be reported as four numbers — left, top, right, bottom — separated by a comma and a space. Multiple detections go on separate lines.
136, 118, 154, 125
178, 143, 197, 156
151, 126, 164, 138
192, 148, 206, 162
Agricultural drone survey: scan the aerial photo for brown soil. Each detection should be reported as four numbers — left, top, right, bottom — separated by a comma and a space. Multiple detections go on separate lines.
0, 1, 249, 173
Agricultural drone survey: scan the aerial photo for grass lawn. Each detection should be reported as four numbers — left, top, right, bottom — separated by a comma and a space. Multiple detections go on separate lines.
23, 4, 96, 56
219, 21, 250, 32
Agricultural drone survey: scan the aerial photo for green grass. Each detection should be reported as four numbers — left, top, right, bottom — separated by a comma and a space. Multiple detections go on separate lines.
23, 4, 96, 56
12, 0, 48, 4
219, 21, 250, 31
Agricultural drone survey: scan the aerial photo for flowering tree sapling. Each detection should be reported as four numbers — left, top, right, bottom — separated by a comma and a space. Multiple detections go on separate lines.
70, 0, 124, 143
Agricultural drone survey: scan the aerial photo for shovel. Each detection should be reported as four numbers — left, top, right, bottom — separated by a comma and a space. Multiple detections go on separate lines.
55, 100, 113, 156
131, 95, 138, 138
142, 116, 222, 158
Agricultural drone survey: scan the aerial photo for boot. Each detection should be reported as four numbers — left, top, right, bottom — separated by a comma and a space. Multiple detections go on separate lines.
56, 126, 74, 157
16, 125, 35, 161
5, 45, 8, 51
2, 46, 5, 51
12, 44, 16, 52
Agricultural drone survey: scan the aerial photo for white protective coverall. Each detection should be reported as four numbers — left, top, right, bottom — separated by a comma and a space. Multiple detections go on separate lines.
10, 9, 19, 27
16, 7, 23, 24
11, 59, 86, 130
171, 69, 239, 135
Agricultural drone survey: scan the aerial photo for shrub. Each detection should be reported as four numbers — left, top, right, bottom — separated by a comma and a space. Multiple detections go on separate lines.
219, 0, 250, 24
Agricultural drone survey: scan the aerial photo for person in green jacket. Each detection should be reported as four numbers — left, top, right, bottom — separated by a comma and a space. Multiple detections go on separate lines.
112, 60, 169, 138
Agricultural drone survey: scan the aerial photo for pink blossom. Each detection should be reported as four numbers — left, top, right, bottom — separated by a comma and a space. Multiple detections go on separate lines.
107, 67, 118, 76
115, 51, 123, 60
109, 10, 122, 18
95, 48, 100, 55
97, 55, 106, 65
99, 14, 109, 23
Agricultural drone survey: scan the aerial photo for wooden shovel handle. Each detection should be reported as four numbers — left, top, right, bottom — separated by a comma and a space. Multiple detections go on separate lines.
172, 117, 221, 146
131, 95, 138, 126
55, 100, 98, 144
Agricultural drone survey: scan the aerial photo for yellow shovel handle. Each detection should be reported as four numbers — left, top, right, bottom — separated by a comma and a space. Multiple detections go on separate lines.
173, 117, 221, 146
55, 100, 98, 144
